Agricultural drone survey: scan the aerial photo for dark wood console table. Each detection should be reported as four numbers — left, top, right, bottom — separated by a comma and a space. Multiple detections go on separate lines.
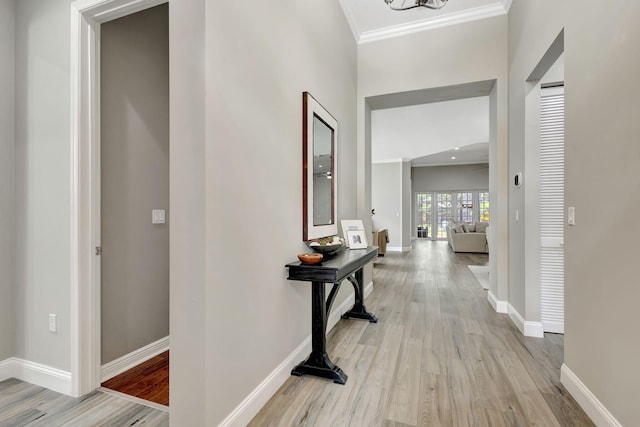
285, 246, 378, 385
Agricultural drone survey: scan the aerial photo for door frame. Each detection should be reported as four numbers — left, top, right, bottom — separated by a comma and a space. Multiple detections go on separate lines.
70, 0, 168, 397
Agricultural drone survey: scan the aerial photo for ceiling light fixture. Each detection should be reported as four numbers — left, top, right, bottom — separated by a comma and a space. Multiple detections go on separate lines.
451, 156, 456, 160
384, 0, 448, 11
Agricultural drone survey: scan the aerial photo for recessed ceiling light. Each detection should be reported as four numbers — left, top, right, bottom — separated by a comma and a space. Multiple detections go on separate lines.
451, 156, 456, 160
454, 147, 460, 150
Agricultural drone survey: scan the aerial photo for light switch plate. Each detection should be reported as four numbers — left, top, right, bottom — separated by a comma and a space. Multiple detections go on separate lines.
152, 209, 166, 224
568, 207, 575, 225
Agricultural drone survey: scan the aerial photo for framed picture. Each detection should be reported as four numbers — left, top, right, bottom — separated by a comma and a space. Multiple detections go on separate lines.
340, 219, 364, 247
346, 230, 367, 249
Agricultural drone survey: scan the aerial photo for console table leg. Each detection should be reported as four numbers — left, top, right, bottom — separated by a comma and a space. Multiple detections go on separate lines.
291, 281, 348, 384
342, 268, 378, 323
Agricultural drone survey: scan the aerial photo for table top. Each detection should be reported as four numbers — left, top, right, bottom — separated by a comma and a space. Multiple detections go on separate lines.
286, 246, 378, 283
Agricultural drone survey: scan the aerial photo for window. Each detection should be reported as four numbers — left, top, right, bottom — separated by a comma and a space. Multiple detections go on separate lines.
435, 193, 453, 239
456, 192, 474, 223
416, 193, 432, 238
415, 190, 489, 240
478, 192, 490, 222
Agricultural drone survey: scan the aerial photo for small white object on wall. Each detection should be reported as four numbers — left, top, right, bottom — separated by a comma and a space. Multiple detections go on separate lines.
568, 207, 575, 225
514, 172, 523, 187
152, 209, 166, 224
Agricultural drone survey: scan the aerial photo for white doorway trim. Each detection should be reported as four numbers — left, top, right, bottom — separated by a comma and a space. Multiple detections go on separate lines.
70, 0, 168, 398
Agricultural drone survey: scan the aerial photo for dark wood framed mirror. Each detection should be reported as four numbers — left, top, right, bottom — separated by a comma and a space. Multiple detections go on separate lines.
302, 92, 338, 241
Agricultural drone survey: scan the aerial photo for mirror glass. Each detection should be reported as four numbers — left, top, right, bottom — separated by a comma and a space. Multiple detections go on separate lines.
313, 115, 334, 226
303, 92, 338, 241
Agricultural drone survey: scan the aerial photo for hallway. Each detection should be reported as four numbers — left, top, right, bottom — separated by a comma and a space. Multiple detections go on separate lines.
250, 240, 592, 426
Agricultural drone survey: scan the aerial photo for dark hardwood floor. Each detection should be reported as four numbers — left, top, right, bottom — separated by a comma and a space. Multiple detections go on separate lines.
101, 350, 169, 406
250, 240, 593, 426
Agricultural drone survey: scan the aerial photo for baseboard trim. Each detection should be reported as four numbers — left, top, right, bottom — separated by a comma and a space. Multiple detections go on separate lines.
218, 281, 374, 427
386, 246, 411, 252
100, 336, 170, 382
561, 364, 622, 427
0, 358, 13, 382
542, 320, 564, 334
1, 357, 72, 395
487, 290, 508, 313
507, 304, 544, 338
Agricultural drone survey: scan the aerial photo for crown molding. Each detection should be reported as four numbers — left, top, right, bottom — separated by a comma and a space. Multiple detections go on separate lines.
358, 3, 508, 44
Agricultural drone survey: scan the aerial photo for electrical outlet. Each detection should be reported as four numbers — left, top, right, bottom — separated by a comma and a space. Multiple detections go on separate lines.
49, 314, 57, 333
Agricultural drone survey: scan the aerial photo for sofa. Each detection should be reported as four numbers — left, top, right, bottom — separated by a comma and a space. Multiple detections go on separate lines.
446, 221, 489, 253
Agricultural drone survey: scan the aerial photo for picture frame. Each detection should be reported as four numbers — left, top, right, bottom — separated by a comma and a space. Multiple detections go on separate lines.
340, 219, 364, 247
346, 230, 367, 249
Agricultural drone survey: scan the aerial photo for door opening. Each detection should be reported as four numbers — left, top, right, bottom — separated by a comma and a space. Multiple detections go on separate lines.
98, 4, 170, 406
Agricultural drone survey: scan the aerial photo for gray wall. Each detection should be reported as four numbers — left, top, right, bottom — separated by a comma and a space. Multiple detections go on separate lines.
358, 15, 509, 305
372, 162, 402, 248
412, 164, 489, 192
169, 0, 358, 424
510, 0, 640, 424
0, 0, 15, 361
507, 0, 565, 323
100, 5, 169, 364
564, 1, 640, 424
14, 0, 71, 371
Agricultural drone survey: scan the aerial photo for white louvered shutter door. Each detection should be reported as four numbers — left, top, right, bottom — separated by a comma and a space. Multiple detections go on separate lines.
540, 86, 565, 334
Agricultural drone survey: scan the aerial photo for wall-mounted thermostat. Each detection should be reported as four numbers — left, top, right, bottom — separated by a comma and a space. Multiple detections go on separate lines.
514, 172, 523, 187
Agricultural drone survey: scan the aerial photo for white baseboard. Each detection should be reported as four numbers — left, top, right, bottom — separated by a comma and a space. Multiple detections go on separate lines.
561, 364, 622, 427
101, 336, 170, 382
218, 281, 374, 427
507, 304, 544, 338
0, 357, 72, 395
542, 320, 564, 334
386, 246, 411, 252
487, 290, 508, 313
0, 358, 13, 382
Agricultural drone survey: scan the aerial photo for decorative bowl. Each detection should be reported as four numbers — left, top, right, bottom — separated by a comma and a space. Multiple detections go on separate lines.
308, 241, 345, 256
298, 253, 323, 265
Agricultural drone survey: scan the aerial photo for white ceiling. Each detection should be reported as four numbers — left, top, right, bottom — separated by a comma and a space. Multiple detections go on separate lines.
412, 142, 489, 167
339, 0, 511, 43
371, 96, 489, 166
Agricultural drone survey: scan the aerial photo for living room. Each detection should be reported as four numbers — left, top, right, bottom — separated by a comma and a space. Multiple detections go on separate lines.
371, 96, 490, 253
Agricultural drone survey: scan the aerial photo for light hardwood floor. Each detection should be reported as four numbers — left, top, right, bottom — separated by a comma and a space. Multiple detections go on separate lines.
250, 240, 593, 427
0, 378, 168, 426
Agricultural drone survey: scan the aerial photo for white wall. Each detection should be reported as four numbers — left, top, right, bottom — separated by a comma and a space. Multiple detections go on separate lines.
372, 162, 402, 248
359, 15, 509, 304
563, 1, 640, 425
168, 0, 206, 423
167, 0, 358, 424
100, 4, 169, 364
14, 0, 71, 371
0, 0, 15, 362
401, 161, 411, 248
